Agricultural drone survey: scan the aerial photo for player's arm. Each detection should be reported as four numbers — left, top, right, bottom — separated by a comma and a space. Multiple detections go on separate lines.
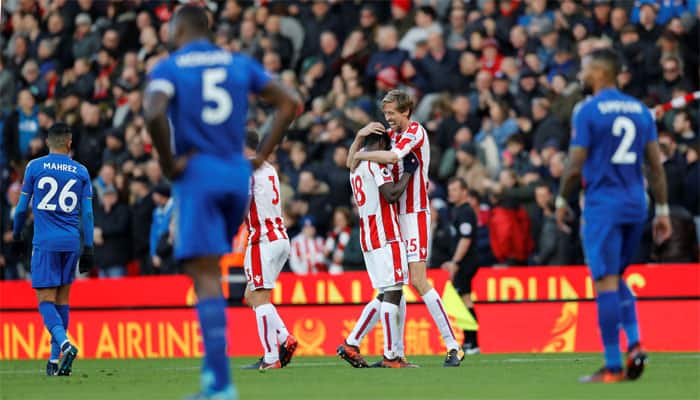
12, 163, 34, 245
143, 90, 182, 179
356, 125, 423, 165
645, 140, 672, 244
555, 146, 587, 234
253, 80, 302, 168
441, 208, 474, 276
379, 170, 412, 203
378, 153, 419, 203
347, 122, 386, 169
79, 173, 95, 273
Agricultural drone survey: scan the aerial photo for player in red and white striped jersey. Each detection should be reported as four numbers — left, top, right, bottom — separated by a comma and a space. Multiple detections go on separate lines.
242, 132, 297, 371
347, 90, 463, 367
338, 130, 418, 368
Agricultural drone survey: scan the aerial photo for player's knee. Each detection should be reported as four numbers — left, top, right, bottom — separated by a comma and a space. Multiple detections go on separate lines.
595, 275, 620, 292
247, 289, 271, 307
410, 276, 430, 294
382, 287, 403, 305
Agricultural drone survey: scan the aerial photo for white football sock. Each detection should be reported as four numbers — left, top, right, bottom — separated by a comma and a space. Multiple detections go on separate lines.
422, 289, 459, 351
396, 296, 407, 357
346, 298, 381, 347
271, 306, 290, 344
381, 302, 401, 360
255, 303, 279, 363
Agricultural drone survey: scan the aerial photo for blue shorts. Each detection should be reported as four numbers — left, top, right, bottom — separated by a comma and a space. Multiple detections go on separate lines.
31, 248, 79, 288
582, 217, 645, 280
173, 153, 251, 260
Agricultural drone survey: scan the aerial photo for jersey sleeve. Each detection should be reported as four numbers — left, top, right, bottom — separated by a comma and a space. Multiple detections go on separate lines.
245, 55, 272, 94
20, 161, 35, 196
370, 162, 394, 188
645, 108, 658, 144
81, 167, 93, 200
570, 102, 591, 150
455, 207, 476, 240
390, 123, 424, 159
146, 58, 176, 98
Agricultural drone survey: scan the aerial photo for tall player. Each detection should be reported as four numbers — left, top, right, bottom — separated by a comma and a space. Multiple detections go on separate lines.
348, 90, 463, 366
12, 123, 94, 376
556, 48, 671, 383
144, 6, 299, 399
241, 131, 297, 370
338, 130, 417, 368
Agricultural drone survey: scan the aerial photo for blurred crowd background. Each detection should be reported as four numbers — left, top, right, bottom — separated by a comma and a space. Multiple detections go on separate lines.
1, 0, 698, 280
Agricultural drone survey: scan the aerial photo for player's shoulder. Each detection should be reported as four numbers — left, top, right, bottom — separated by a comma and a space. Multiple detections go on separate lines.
573, 96, 596, 118
72, 159, 90, 179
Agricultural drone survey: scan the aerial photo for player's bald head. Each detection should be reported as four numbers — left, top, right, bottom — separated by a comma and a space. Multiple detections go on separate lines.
170, 5, 210, 48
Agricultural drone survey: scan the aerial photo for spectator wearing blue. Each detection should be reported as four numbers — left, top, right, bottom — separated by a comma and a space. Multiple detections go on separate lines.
631, 0, 686, 26
517, 0, 555, 31
2, 89, 39, 168
149, 183, 173, 273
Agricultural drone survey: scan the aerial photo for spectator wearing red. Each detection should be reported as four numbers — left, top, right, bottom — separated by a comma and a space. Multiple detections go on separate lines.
324, 207, 352, 275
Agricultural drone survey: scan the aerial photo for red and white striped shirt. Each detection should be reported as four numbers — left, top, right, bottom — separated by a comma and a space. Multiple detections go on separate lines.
246, 161, 288, 245
325, 227, 351, 272
388, 120, 430, 215
289, 234, 326, 274
350, 160, 402, 252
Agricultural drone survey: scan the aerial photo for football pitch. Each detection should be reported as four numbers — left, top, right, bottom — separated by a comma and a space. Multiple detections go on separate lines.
1, 353, 699, 400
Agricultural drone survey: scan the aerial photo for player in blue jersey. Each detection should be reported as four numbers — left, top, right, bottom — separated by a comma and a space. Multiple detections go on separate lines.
556, 49, 672, 383
11, 122, 94, 377
143, 5, 299, 400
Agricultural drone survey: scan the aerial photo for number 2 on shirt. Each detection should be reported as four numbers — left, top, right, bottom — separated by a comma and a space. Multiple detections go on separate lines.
611, 116, 637, 164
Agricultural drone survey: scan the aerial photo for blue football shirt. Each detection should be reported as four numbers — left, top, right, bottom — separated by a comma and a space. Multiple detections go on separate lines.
570, 88, 657, 223
21, 153, 92, 251
146, 40, 271, 158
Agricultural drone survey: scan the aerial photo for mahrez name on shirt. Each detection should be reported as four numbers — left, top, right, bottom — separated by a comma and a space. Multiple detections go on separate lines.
43, 162, 78, 173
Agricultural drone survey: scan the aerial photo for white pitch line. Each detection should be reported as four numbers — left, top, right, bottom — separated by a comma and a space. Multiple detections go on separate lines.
1, 355, 698, 375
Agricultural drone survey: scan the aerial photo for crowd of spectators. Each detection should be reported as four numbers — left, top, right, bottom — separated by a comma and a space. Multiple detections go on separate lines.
1, 0, 698, 280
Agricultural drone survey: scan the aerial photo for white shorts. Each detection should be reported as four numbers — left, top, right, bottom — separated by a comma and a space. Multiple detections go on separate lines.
244, 239, 290, 291
362, 241, 408, 289
398, 210, 431, 263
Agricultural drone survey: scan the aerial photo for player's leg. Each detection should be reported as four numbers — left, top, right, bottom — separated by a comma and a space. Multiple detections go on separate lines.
185, 258, 231, 391
337, 293, 380, 368
379, 287, 405, 367
396, 294, 407, 358
403, 212, 460, 357
178, 154, 250, 397
53, 283, 75, 376
580, 221, 625, 383
618, 222, 647, 380
458, 264, 480, 355
247, 288, 282, 369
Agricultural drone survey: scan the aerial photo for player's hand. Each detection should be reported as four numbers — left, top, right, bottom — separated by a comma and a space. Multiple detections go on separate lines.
251, 156, 265, 170
555, 205, 573, 235
403, 152, 419, 174
441, 261, 458, 279
10, 236, 25, 258
358, 122, 385, 138
652, 215, 672, 245
79, 247, 94, 274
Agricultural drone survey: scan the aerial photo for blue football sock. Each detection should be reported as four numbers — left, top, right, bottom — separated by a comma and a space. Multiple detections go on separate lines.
196, 298, 230, 392
48, 304, 71, 360
596, 291, 622, 371
39, 302, 69, 351
618, 281, 640, 349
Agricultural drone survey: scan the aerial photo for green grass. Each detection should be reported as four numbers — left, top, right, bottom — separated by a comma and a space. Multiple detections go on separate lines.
1, 353, 699, 400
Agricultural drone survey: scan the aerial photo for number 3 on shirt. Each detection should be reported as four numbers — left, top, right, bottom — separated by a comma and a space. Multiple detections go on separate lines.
202, 68, 233, 124
268, 176, 279, 205
352, 175, 366, 206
